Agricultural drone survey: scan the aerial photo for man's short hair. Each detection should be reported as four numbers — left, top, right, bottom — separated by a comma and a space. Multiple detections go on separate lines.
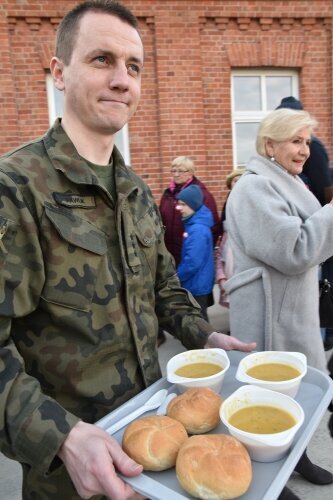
56, 0, 140, 65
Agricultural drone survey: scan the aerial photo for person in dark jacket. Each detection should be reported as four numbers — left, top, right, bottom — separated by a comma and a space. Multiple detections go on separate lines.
176, 185, 215, 321
276, 96, 333, 205
159, 156, 220, 266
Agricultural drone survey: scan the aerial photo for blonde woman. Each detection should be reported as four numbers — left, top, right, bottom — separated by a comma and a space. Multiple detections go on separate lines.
225, 108, 333, 493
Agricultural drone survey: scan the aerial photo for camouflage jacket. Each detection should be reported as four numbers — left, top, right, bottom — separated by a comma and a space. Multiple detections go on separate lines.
0, 119, 213, 475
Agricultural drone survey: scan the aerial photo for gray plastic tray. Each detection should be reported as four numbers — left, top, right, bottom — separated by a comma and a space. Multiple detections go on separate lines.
96, 351, 333, 500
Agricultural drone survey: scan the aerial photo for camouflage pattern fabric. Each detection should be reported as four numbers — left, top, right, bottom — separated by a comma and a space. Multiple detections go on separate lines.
0, 119, 213, 498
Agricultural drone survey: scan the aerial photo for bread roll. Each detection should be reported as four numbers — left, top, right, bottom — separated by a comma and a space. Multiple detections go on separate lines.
122, 415, 188, 471
167, 387, 223, 434
176, 434, 252, 499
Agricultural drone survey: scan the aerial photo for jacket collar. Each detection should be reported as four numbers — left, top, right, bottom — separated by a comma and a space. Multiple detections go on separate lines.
246, 155, 321, 213
43, 119, 139, 198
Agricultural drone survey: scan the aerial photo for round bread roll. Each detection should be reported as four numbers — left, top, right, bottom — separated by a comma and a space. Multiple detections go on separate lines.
176, 434, 252, 499
167, 387, 223, 434
122, 415, 188, 471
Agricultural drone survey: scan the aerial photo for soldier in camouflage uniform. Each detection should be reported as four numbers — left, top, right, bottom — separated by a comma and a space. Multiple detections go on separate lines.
0, 1, 255, 499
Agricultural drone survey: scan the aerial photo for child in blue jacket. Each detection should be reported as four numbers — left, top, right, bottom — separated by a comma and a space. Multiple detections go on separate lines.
176, 184, 215, 320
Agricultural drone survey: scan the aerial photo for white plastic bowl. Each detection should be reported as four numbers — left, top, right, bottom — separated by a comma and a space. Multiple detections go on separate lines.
166, 348, 230, 393
235, 351, 307, 398
220, 385, 305, 462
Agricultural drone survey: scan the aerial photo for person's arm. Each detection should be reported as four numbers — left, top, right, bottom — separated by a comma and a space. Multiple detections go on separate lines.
0, 172, 80, 471
205, 331, 256, 352
227, 174, 333, 275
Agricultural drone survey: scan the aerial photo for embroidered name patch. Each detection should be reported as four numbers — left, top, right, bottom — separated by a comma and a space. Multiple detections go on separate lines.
53, 192, 96, 208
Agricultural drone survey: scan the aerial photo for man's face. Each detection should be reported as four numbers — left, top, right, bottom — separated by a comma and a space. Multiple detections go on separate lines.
53, 12, 143, 136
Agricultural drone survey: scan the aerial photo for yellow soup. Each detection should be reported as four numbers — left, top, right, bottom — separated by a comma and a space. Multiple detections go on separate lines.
175, 362, 223, 378
229, 405, 296, 434
246, 363, 301, 382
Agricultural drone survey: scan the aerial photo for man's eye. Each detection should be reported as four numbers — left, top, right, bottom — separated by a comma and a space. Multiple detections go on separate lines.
95, 56, 107, 63
128, 64, 140, 76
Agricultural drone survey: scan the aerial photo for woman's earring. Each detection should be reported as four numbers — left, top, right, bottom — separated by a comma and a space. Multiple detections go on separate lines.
270, 156, 275, 162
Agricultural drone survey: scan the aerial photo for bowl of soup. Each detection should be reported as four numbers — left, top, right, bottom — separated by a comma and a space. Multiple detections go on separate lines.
166, 348, 230, 393
220, 385, 304, 462
235, 351, 307, 398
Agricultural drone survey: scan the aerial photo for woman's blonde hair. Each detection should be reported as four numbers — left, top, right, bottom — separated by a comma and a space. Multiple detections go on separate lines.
256, 108, 317, 156
171, 156, 195, 173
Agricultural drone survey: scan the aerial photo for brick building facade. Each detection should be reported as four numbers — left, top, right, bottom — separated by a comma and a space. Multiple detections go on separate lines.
0, 0, 332, 209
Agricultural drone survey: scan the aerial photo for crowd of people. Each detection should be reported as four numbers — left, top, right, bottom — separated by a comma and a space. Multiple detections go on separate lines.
0, 1, 332, 500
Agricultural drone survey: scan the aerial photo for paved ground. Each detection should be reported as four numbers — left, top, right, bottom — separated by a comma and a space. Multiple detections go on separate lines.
1, 288, 332, 499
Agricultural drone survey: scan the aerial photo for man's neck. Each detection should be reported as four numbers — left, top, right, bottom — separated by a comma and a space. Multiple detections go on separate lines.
61, 116, 115, 166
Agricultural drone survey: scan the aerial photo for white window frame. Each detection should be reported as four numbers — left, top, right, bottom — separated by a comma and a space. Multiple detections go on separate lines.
231, 69, 299, 167
46, 73, 131, 165
46, 73, 62, 125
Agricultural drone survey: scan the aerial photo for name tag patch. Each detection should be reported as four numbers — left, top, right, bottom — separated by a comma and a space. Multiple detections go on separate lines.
53, 192, 96, 208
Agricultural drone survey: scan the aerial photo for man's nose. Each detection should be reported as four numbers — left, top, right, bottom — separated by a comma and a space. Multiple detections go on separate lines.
109, 62, 129, 90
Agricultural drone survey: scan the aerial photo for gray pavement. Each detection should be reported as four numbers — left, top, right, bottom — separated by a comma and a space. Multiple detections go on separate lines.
1, 288, 332, 499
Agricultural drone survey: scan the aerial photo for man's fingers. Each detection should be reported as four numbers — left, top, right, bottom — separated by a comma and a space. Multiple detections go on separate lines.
106, 438, 143, 477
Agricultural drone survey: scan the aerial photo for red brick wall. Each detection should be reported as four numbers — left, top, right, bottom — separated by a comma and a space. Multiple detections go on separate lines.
0, 1, 332, 210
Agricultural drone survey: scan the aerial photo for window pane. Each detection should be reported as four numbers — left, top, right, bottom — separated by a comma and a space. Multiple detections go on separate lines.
233, 77, 261, 111
235, 122, 260, 166
115, 125, 131, 165
266, 77, 292, 110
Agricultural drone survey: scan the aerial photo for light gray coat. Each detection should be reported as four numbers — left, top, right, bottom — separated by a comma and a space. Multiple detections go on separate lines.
225, 155, 333, 370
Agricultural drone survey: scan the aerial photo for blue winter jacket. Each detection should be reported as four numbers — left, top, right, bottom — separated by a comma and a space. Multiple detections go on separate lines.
177, 205, 214, 296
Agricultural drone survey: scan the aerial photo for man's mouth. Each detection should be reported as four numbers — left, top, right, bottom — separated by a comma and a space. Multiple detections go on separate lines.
100, 98, 127, 105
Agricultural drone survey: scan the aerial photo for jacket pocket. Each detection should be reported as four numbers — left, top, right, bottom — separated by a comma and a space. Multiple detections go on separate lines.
40, 203, 107, 311
135, 212, 162, 277
225, 267, 273, 350
224, 267, 266, 294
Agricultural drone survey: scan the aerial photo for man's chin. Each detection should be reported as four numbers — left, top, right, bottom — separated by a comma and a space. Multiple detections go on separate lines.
97, 121, 127, 136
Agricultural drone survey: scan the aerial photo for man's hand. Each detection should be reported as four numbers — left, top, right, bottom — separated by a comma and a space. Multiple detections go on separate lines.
205, 331, 256, 352
58, 421, 145, 500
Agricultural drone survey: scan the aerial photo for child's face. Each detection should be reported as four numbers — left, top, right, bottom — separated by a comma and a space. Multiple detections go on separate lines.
176, 200, 194, 218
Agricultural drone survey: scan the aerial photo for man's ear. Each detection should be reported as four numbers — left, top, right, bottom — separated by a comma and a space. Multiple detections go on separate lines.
50, 57, 65, 91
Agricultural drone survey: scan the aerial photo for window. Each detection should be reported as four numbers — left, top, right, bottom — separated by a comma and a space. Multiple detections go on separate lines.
45, 74, 131, 165
231, 70, 299, 167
